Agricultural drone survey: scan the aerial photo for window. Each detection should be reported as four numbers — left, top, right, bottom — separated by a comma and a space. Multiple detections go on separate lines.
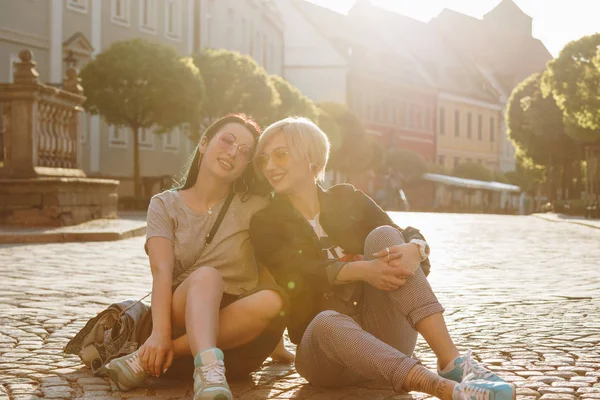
416, 106, 422, 129
454, 110, 460, 137
269, 43, 275, 72
111, 0, 130, 26
382, 100, 389, 123
467, 112, 472, 139
477, 114, 483, 140
166, 0, 182, 40
399, 103, 407, 127
425, 107, 431, 131
108, 125, 129, 148
454, 157, 460, 168
391, 100, 398, 124
139, 0, 157, 33
408, 104, 415, 128
138, 128, 155, 150
163, 127, 181, 153
490, 117, 495, 142
438, 155, 445, 166
66, 0, 89, 13
439, 107, 445, 135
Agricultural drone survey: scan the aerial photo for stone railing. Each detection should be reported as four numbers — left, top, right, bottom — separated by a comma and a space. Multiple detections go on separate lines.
0, 49, 85, 178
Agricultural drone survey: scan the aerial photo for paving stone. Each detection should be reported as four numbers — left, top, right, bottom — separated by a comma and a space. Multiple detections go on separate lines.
1, 214, 599, 399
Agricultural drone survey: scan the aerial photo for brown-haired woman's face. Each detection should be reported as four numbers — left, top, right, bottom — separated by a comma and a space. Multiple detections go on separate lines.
199, 123, 255, 183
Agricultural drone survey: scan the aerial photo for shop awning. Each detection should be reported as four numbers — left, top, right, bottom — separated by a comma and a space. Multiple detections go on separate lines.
422, 173, 521, 193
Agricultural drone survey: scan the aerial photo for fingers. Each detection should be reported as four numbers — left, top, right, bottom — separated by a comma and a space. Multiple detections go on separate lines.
138, 345, 150, 372
153, 350, 164, 377
147, 350, 158, 377
163, 350, 174, 375
372, 248, 388, 258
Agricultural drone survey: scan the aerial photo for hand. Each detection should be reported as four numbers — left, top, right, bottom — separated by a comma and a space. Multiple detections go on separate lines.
372, 243, 422, 277
138, 331, 174, 377
362, 258, 409, 291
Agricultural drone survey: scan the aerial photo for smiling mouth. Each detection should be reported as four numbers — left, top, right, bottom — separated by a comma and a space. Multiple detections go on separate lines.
269, 173, 286, 184
217, 158, 234, 171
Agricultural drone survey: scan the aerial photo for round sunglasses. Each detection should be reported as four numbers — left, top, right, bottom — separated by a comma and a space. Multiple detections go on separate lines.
215, 132, 254, 164
255, 147, 292, 170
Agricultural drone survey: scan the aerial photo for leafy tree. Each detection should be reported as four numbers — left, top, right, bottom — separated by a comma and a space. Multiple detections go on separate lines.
192, 49, 279, 137
386, 149, 428, 183
505, 154, 546, 195
542, 34, 600, 138
316, 102, 369, 172
80, 39, 205, 199
268, 75, 318, 123
452, 161, 493, 182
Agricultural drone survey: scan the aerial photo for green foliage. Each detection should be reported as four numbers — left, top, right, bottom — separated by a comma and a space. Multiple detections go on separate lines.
427, 162, 448, 175
316, 102, 371, 172
80, 39, 205, 198
542, 34, 600, 136
452, 161, 493, 182
268, 75, 318, 123
192, 49, 279, 135
504, 154, 546, 194
386, 149, 428, 182
506, 72, 581, 166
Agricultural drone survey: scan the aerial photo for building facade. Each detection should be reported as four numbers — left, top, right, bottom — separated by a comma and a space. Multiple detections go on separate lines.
0, 0, 285, 199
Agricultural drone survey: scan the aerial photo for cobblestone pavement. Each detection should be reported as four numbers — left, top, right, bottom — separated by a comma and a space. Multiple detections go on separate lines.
1, 213, 599, 400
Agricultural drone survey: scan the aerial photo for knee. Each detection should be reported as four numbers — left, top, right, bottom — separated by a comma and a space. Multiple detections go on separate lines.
188, 266, 223, 289
250, 289, 284, 319
310, 310, 343, 338
364, 225, 405, 254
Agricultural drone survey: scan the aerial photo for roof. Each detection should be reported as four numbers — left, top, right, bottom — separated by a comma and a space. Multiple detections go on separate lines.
423, 173, 521, 192
431, 7, 552, 96
291, 0, 432, 87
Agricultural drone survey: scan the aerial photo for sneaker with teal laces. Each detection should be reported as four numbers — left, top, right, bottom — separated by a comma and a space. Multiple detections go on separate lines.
440, 349, 503, 383
193, 348, 232, 400
105, 350, 148, 391
452, 374, 516, 400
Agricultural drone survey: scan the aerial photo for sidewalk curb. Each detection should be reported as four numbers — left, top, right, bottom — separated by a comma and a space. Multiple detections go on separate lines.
0, 225, 146, 244
532, 214, 600, 230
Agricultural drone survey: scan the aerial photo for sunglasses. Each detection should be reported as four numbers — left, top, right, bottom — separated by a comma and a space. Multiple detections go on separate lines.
255, 147, 292, 170
215, 132, 254, 164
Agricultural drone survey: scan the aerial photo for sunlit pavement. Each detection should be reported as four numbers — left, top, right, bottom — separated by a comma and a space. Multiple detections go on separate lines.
1, 213, 599, 399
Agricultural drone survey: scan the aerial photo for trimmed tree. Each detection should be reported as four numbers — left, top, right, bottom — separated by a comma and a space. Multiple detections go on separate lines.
80, 39, 205, 199
192, 49, 279, 137
452, 161, 493, 182
268, 75, 318, 123
386, 149, 429, 183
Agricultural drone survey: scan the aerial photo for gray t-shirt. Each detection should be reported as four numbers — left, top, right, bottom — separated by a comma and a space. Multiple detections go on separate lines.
145, 190, 268, 294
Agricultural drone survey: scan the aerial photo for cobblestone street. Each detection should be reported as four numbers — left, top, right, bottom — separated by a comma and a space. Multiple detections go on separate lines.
1, 213, 599, 400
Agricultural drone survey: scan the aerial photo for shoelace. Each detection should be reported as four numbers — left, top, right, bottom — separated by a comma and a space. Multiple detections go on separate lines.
200, 360, 227, 385
125, 353, 144, 375
459, 349, 494, 380
457, 373, 489, 400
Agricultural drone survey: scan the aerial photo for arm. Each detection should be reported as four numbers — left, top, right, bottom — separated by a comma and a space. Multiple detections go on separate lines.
139, 197, 176, 377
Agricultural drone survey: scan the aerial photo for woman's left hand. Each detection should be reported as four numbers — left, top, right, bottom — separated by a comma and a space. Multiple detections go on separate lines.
372, 243, 421, 276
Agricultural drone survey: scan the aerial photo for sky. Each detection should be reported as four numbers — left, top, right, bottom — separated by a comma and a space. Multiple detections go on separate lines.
306, 0, 600, 57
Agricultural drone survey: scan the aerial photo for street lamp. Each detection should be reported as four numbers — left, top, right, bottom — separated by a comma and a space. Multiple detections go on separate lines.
64, 50, 77, 69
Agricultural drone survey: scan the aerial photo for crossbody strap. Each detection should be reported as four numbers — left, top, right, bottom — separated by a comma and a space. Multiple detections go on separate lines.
118, 190, 235, 317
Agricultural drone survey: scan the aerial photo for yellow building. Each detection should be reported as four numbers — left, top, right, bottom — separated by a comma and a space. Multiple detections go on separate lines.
436, 93, 503, 173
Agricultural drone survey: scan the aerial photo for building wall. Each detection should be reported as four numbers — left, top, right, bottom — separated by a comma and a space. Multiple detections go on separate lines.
0, 0, 52, 82
275, 0, 348, 102
348, 74, 437, 162
202, 0, 284, 75
436, 94, 502, 173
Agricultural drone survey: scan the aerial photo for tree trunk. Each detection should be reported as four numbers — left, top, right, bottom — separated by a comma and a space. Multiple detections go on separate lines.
132, 125, 141, 200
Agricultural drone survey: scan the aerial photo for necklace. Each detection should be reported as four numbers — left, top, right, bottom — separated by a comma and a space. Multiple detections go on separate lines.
206, 193, 230, 215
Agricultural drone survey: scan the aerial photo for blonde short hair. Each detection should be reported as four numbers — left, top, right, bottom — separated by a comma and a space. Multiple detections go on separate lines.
256, 117, 330, 181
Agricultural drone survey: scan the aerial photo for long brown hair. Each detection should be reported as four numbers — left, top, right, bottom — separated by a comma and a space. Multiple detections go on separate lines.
177, 114, 267, 197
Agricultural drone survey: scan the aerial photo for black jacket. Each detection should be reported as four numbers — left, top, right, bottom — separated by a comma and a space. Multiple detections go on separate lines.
249, 184, 430, 344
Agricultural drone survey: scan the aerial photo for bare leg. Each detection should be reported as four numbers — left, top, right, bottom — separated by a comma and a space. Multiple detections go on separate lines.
269, 337, 295, 363
415, 312, 460, 369
170, 269, 284, 357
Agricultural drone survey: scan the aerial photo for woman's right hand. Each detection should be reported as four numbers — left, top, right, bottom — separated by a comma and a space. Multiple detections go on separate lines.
362, 258, 408, 291
138, 330, 174, 377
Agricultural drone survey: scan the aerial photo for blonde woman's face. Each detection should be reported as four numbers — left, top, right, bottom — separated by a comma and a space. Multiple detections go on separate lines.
257, 133, 314, 195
